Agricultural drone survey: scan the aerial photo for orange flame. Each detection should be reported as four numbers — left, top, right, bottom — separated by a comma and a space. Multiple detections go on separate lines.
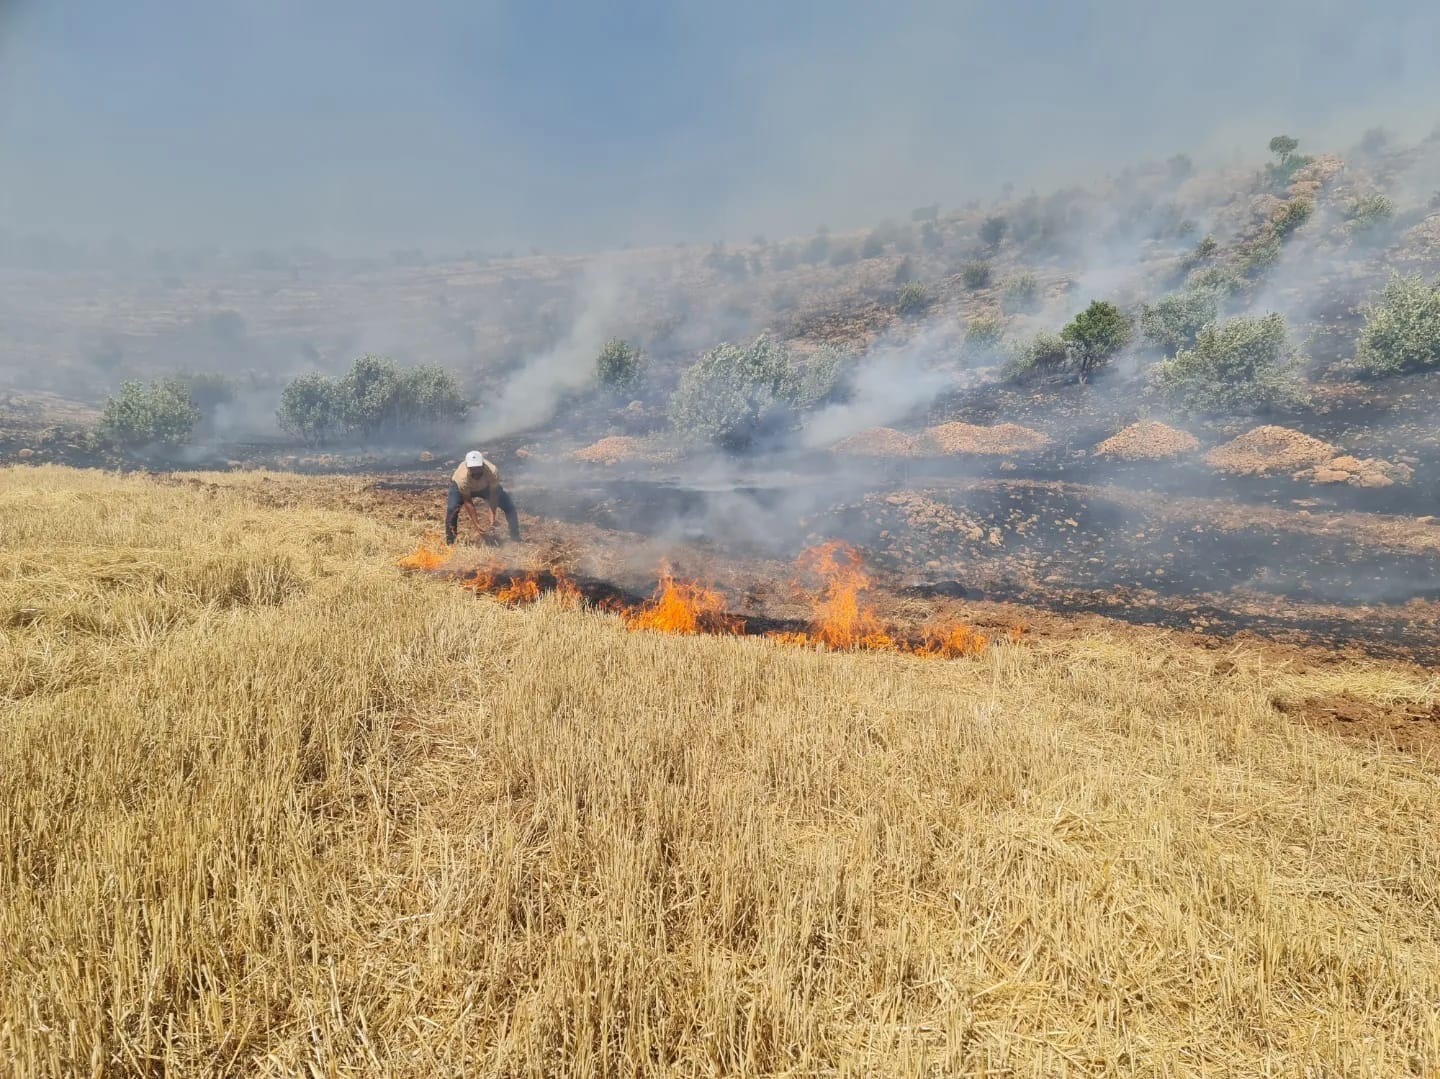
624, 565, 740, 635
495, 576, 542, 606
396, 534, 453, 572
774, 541, 989, 658
551, 568, 583, 609
917, 622, 989, 658
400, 538, 995, 660
792, 541, 894, 650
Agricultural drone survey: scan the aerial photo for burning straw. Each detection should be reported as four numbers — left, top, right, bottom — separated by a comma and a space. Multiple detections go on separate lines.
395, 537, 992, 659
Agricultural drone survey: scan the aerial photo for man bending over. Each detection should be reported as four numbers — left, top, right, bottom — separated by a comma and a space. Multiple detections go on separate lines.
446, 450, 521, 544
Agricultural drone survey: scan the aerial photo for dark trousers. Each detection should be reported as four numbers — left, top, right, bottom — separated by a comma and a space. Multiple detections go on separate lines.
446, 482, 520, 544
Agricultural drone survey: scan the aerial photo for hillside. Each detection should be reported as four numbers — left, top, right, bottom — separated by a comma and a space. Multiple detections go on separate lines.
4, 467, 1440, 1075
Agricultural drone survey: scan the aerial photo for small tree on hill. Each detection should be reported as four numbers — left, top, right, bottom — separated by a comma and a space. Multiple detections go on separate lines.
896, 282, 930, 318
1266, 134, 1313, 189
340, 354, 405, 437
668, 337, 801, 450
99, 377, 201, 449
1139, 288, 1221, 355
1355, 274, 1440, 375
980, 215, 1008, 249
596, 338, 645, 393
1003, 332, 1069, 381
1003, 272, 1040, 310
962, 261, 992, 290
1156, 313, 1305, 412
401, 363, 470, 430
794, 344, 858, 409
1061, 300, 1132, 378
277, 373, 347, 445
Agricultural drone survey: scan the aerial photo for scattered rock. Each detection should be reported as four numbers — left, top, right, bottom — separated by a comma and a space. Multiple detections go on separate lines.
1293, 455, 1413, 488
418, 450, 435, 463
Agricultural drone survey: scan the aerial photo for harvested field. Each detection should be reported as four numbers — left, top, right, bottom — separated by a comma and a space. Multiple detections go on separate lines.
922, 421, 1050, 456
6, 466, 1440, 1076
1204, 425, 1338, 476
1092, 420, 1200, 461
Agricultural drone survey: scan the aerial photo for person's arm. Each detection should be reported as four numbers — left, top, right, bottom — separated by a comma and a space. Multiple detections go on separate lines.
483, 475, 500, 528
463, 494, 483, 534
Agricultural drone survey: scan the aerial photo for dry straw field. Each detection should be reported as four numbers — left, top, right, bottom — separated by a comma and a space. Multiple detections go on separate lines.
3, 466, 1440, 1077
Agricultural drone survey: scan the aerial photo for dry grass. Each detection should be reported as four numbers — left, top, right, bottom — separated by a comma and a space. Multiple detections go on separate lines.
4, 466, 1440, 1077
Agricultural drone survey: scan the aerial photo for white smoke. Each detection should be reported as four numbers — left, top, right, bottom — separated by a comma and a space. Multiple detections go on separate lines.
800, 321, 958, 449
471, 263, 626, 442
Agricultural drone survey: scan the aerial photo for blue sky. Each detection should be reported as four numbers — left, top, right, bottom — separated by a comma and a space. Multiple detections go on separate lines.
1, 0, 1437, 255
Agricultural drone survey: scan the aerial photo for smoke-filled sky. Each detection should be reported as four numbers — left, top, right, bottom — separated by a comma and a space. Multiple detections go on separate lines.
2, 0, 1437, 256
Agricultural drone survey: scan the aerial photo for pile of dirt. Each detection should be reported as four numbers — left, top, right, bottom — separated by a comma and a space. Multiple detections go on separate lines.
1294, 455, 1415, 489
1092, 422, 1200, 461
829, 427, 924, 457
1204, 426, 1338, 476
922, 422, 1050, 456
572, 437, 677, 465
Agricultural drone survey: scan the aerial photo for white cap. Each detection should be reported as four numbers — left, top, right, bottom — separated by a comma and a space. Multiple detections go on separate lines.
464, 450, 486, 468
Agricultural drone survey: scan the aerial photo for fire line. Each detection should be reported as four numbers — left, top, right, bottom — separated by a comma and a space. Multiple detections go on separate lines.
396, 537, 996, 658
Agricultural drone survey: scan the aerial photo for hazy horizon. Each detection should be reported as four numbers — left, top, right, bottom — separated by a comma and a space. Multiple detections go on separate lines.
2, 0, 1439, 260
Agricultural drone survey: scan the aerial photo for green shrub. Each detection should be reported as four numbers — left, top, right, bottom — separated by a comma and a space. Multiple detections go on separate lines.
1345, 193, 1395, 233
338, 355, 411, 436
920, 222, 943, 252
401, 363, 470, 428
99, 377, 201, 449
893, 256, 917, 286
1003, 272, 1040, 309
1003, 332, 1069, 381
1239, 235, 1282, 280
794, 345, 858, 409
1355, 274, 1440, 375
1140, 288, 1221, 356
980, 215, 1008, 249
668, 337, 801, 449
1272, 198, 1313, 238
596, 338, 645, 392
1060, 300, 1132, 377
860, 232, 886, 259
964, 316, 1005, 354
278, 356, 469, 445
277, 373, 347, 445
1186, 262, 1244, 296
962, 261, 992, 290
1156, 314, 1305, 412
896, 282, 930, 318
